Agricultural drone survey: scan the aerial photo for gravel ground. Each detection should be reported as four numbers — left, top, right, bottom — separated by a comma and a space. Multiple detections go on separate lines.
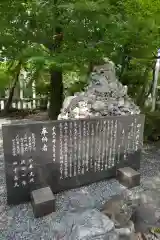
0, 119, 160, 239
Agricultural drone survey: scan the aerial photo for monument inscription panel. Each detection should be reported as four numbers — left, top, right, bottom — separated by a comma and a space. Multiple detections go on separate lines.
2, 115, 145, 205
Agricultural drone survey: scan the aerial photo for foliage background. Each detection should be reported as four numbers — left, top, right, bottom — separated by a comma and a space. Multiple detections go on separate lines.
0, 0, 160, 138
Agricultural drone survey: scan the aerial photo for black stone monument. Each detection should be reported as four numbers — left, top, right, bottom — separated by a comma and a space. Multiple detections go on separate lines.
2, 115, 145, 205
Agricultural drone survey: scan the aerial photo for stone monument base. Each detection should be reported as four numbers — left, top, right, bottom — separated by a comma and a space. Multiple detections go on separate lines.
116, 167, 140, 188
31, 186, 55, 218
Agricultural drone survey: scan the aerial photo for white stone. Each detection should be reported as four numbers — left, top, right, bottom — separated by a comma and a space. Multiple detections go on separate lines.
58, 59, 140, 120
92, 101, 106, 111
62, 96, 75, 111
115, 220, 135, 236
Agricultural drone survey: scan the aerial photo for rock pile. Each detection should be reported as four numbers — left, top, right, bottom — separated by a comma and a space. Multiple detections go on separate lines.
58, 59, 140, 120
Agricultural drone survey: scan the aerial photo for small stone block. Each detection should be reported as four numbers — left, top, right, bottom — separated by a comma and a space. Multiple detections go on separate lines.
116, 167, 140, 188
31, 186, 55, 218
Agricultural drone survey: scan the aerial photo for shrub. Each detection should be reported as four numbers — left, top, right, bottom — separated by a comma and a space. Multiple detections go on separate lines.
144, 111, 160, 142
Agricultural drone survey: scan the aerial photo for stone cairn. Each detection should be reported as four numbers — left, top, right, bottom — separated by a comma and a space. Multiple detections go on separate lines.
58, 59, 140, 120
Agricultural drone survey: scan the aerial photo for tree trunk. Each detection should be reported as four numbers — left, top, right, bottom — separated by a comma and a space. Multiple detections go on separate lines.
136, 66, 150, 107
119, 44, 131, 82
143, 63, 155, 100
49, 68, 63, 120
48, 24, 64, 120
87, 62, 94, 75
151, 56, 160, 111
3, 61, 21, 114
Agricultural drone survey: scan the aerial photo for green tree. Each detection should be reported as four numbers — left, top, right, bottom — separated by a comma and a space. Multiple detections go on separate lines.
0, 62, 11, 93
0, 0, 109, 118
110, 0, 160, 105
0, 0, 160, 117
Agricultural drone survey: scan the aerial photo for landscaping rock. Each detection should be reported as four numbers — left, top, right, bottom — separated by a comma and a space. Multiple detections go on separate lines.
134, 203, 160, 232
58, 59, 140, 120
115, 220, 135, 237
101, 194, 134, 228
66, 209, 116, 240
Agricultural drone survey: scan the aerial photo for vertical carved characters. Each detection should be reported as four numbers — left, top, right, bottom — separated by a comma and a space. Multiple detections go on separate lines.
73, 121, 78, 176
12, 132, 36, 188
135, 123, 141, 151
69, 121, 73, 177
112, 120, 117, 166
59, 122, 64, 179
41, 127, 48, 152
102, 120, 107, 170
94, 121, 99, 172
90, 122, 95, 170
86, 122, 90, 172
52, 126, 56, 162
13, 157, 35, 188
77, 121, 82, 174
63, 122, 68, 178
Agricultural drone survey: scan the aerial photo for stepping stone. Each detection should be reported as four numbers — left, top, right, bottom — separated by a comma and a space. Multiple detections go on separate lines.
116, 167, 140, 188
31, 186, 55, 218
